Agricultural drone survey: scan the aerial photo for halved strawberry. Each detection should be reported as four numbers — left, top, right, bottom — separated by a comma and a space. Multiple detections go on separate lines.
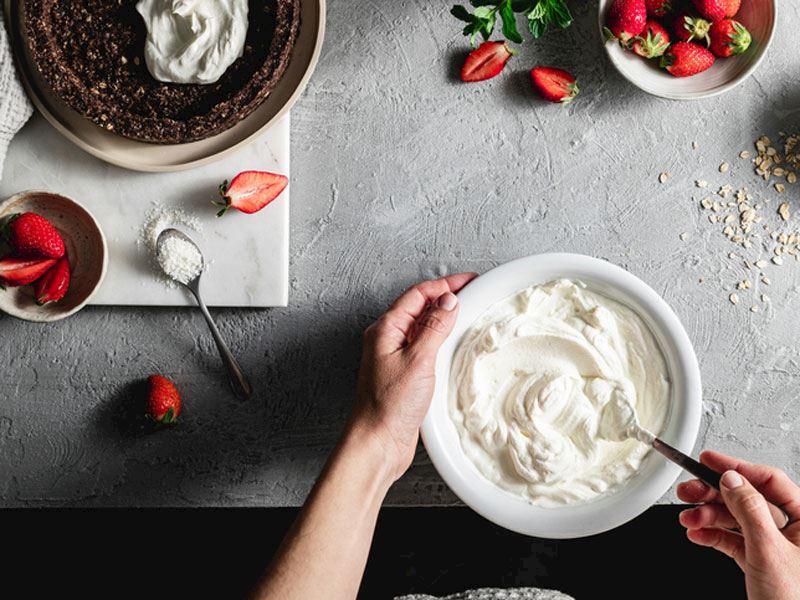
530, 67, 579, 104
215, 171, 289, 217
460, 41, 515, 82
0, 257, 57, 287
3, 213, 65, 259
34, 256, 71, 305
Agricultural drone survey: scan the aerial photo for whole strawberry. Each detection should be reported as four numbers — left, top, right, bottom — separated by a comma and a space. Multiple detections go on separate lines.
645, 0, 672, 17
720, 0, 741, 17
691, 0, 726, 21
3, 213, 65, 259
709, 19, 751, 57
632, 20, 671, 58
146, 375, 181, 425
661, 41, 715, 77
672, 12, 711, 45
605, 0, 647, 45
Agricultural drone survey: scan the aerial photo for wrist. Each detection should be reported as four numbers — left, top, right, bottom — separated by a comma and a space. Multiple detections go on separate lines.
337, 422, 397, 495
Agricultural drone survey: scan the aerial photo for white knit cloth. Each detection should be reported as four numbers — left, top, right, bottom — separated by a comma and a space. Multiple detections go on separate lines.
395, 588, 575, 600
0, 11, 34, 181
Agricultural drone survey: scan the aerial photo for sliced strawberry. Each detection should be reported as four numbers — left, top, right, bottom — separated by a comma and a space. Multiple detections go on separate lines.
0, 257, 57, 287
460, 41, 515, 82
34, 256, 71, 305
3, 213, 65, 259
530, 67, 579, 104
215, 171, 289, 217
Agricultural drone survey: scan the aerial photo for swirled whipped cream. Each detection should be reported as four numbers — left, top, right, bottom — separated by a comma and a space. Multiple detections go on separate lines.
449, 279, 669, 507
136, 0, 248, 84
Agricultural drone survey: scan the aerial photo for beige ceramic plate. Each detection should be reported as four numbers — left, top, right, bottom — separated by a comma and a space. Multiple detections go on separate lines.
0, 191, 108, 322
3, 0, 325, 172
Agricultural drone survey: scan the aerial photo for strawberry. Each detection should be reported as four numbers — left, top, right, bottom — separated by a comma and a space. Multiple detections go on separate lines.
645, 0, 672, 16
672, 12, 711, 45
661, 41, 715, 77
709, 19, 751, 57
33, 256, 70, 305
0, 257, 57, 287
604, 0, 647, 45
530, 67, 579, 104
460, 41, 515, 82
632, 21, 671, 58
720, 0, 741, 17
146, 375, 181, 425
691, 0, 726, 21
215, 171, 289, 217
3, 213, 65, 259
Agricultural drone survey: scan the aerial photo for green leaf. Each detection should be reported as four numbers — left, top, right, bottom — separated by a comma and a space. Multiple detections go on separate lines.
499, 0, 523, 43
473, 5, 494, 18
451, 5, 474, 23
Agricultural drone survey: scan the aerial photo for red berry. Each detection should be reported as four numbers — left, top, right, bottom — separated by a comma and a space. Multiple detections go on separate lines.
605, 0, 647, 44
632, 20, 671, 58
645, 0, 672, 17
661, 41, 715, 77
720, 0, 741, 17
709, 19, 751, 57
460, 41, 515, 83
146, 375, 181, 425
3, 213, 65, 259
0, 257, 57, 287
215, 171, 289, 217
34, 256, 71, 305
530, 67, 579, 104
671, 11, 711, 45
691, 0, 726, 21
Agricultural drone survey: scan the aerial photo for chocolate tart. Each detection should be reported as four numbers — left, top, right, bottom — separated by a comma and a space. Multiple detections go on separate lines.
24, 0, 300, 144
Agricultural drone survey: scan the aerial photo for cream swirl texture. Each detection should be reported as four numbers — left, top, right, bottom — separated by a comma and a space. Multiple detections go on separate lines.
449, 279, 670, 507
136, 0, 248, 85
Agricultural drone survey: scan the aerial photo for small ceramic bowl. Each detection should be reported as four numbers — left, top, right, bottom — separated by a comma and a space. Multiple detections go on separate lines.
0, 191, 108, 322
421, 254, 702, 538
598, 0, 776, 100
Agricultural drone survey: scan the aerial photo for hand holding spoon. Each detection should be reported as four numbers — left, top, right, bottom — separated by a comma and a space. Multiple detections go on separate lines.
156, 228, 253, 400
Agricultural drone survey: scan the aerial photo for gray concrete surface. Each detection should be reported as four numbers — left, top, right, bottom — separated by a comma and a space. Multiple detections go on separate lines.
1, 1, 800, 507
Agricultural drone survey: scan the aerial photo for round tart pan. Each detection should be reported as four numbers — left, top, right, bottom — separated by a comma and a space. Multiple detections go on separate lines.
3, 0, 325, 172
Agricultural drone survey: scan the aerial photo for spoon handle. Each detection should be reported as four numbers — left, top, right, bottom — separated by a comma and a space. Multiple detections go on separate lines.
190, 287, 253, 400
652, 438, 790, 530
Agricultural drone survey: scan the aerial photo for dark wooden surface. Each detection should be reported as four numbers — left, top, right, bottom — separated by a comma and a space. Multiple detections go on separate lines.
3, 506, 744, 599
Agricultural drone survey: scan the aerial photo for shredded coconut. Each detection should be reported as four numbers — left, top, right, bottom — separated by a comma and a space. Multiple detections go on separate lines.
139, 206, 204, 287
157, 235, 203, 284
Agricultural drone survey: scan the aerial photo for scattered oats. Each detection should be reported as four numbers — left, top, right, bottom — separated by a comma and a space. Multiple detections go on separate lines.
772, 256, 784, 265
729, 293, 739, 305
120, 55, 128, 65
789, 172, 797, 184
755, 260, 768, 268
775, 183, 786, 193
724, 214, 735, 224
719, 162, 730, 173
761, 294, 770, 303
740, 150, 751, 159
723, 225, 734, 237
750, 305, 759, 313
133, 56, 141, 65
679, 232, 688, 241
773, 167, 786, 177
779, 202, 790, 221
701, 197, 713, 209
762, 276, 771, 285
692, 141, 698, 149
659, 172, 670, 184
709, 214, 718, 223
696, 180, 708, 188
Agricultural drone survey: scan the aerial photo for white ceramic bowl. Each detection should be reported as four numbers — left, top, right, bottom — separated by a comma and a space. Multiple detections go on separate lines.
421, 254, 702, 538
0, 191, 108, 322
598, 0, 776, 100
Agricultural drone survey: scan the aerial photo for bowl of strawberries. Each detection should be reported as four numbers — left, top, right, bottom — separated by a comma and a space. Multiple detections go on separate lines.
599, 0, 775, 99
0, 191, 107, 322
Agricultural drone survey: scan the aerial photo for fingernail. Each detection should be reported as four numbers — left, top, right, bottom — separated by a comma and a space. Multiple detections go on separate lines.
721, 470, 743, 489
437, 292, 458, 311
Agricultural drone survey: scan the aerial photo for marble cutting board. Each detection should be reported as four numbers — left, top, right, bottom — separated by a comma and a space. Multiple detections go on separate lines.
0, 115, 290, 308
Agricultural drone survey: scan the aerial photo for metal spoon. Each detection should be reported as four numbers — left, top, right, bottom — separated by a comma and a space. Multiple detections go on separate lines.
156, 228, 253, 400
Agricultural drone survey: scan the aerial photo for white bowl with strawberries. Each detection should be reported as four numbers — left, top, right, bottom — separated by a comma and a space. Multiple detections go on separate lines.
600, 0, 775, 99
0, 191, 107, 322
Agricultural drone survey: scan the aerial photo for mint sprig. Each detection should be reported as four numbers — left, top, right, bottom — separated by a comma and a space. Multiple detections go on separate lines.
452, 0, 572, 45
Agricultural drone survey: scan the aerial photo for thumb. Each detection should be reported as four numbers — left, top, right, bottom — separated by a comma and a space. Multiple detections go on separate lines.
720, 470, 779, 542
407, 292, 460, 360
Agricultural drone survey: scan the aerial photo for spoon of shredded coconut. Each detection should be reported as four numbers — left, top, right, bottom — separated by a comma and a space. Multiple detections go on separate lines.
155, 229, 253, 400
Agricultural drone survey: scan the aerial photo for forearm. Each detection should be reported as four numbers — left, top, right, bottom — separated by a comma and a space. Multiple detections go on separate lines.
251, 425, 394, 600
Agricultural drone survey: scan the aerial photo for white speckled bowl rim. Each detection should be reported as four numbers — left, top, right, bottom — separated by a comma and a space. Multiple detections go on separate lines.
421, 253, 702, 539
3, 0, 326, 172
0, 191, 108, 322
597, 0, 776, 100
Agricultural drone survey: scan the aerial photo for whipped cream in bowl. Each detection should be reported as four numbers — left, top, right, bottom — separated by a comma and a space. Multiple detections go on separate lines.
136, 0, 249, 85
421, 254, 702, 538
